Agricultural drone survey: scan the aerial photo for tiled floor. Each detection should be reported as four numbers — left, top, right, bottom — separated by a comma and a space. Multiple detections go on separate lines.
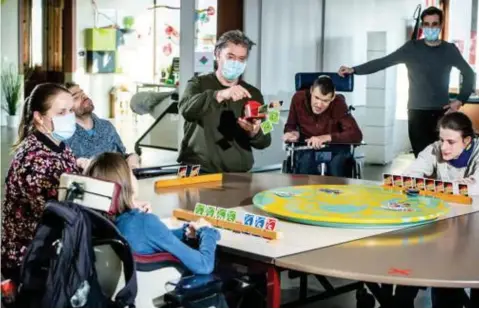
0, 123, 425, 307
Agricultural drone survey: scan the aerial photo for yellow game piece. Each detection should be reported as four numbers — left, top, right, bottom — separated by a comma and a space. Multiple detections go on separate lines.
172, 209, 283, 240
155, 173, 223, 189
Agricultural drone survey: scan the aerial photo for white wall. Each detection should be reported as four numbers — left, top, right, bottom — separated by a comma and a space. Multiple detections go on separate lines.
244, 0, 325, 168
1, 0, 18, 68
324, 0, 422, 163
243, 0, 261, 88
260, 0, 324, 109
73, 0, 153, 118
1, 0, 21, 126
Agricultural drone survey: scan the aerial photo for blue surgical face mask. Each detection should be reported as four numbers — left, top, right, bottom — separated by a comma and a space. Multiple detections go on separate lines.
423, 27, 441, 42
50, 113, 77, 141
221, 59, 246, 81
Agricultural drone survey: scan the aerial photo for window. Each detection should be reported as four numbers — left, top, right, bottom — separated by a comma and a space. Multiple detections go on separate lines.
446, 0, 478, 92
31, 0, 43, 67
117, 0, 217, 83
196, 0, 218, 52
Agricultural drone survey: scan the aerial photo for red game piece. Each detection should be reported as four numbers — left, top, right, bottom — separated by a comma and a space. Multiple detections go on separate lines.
244, 100, 267, 120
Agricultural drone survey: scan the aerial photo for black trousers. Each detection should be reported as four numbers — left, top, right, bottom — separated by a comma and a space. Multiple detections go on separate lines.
408, 109, 445, 158
432, 288, 479, 308
392, 287, 479, 308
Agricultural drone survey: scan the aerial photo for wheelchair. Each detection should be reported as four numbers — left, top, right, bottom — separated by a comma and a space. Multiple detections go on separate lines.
282, 72, 365, 178
282, 140, 365, 179
58, 173, 257, 308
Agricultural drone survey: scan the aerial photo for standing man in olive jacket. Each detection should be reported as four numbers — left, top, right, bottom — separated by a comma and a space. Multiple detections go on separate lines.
177, 30, 271, 173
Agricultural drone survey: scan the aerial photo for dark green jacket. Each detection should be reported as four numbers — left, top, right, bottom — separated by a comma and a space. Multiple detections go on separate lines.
177, 73, 271, 173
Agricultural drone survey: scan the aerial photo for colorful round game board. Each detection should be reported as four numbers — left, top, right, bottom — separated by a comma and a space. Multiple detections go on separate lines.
252, 184, 450, 228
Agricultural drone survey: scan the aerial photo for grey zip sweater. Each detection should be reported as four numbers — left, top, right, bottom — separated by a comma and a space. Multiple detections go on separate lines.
354, 39, 474, 110
177, 73, 271, 173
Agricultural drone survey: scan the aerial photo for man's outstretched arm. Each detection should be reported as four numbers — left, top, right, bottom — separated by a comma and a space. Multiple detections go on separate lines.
344, 41, 411, 76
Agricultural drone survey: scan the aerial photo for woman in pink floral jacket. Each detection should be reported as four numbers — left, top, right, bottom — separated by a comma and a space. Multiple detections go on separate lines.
2, 83, 80, 281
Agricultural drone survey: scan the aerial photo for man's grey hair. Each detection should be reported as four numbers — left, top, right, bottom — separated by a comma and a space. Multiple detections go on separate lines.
214, 30, 256, 56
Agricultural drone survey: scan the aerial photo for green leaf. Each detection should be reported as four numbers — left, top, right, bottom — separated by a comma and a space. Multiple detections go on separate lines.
1, 63, 23, 115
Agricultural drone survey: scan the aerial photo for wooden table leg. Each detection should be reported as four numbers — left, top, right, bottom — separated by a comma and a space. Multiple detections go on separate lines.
267, 265, 281, 308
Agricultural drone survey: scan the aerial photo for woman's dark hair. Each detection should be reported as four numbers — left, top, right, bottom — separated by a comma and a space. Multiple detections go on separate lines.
311, 75, 335, 96
421, 6, 444, 24
13, 83, 70, 150
438, 112, 475, 138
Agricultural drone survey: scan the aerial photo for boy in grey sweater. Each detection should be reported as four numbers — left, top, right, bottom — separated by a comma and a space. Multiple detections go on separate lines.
404, 112, 479, 307
339, 6, 474, 158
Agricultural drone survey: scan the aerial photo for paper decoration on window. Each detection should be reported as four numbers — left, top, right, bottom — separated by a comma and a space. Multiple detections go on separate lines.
194, 52, 214, 73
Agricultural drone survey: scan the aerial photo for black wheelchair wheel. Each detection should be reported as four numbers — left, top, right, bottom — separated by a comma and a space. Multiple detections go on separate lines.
282, 157, 292, 174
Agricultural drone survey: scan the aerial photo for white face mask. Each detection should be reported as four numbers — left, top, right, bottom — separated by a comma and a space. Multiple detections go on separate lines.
221, 59, 247, 81
49, 113, 77, 141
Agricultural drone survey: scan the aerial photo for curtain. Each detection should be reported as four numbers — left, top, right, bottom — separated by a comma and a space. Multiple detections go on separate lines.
260, 0, 324, 109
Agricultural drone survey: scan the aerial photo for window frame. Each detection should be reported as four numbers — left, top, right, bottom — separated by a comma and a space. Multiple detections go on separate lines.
443, 0, 479, 94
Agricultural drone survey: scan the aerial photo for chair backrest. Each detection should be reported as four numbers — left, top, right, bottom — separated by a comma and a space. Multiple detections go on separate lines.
295, 72, 354, 92
58, 173, 124, 299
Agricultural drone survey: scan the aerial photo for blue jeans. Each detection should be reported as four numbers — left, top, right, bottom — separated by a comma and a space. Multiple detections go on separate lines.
294, 148, 354, 177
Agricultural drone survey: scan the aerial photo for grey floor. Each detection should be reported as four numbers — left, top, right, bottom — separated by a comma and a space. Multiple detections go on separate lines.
1, 123, 432, 307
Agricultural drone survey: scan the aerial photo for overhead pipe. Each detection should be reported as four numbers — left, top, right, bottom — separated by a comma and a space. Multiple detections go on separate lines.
319, 0, 326, 71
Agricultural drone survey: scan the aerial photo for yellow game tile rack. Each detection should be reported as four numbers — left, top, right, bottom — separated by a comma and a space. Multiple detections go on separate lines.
172, 209, 283, 240
382, 185, 472, 205
155, 173, 223, 189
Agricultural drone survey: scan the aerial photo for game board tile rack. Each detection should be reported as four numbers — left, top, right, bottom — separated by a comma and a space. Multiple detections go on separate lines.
155, 173, 223, 189
173, 209, 283, 240
382, 185, 472, 205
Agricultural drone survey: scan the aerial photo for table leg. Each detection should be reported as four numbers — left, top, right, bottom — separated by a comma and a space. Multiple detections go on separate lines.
300, 274, 308, 300
267, 265, 281, 308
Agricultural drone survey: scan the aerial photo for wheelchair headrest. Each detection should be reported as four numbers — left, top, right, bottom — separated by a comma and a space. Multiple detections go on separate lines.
58, 173, 121, 214
295, 72, 354, 92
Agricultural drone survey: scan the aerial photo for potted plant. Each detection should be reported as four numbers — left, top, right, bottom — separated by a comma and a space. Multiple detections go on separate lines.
1, 63, 22, 128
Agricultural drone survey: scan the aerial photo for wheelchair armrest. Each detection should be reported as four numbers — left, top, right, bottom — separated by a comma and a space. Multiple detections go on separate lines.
133, 252, 182, 272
